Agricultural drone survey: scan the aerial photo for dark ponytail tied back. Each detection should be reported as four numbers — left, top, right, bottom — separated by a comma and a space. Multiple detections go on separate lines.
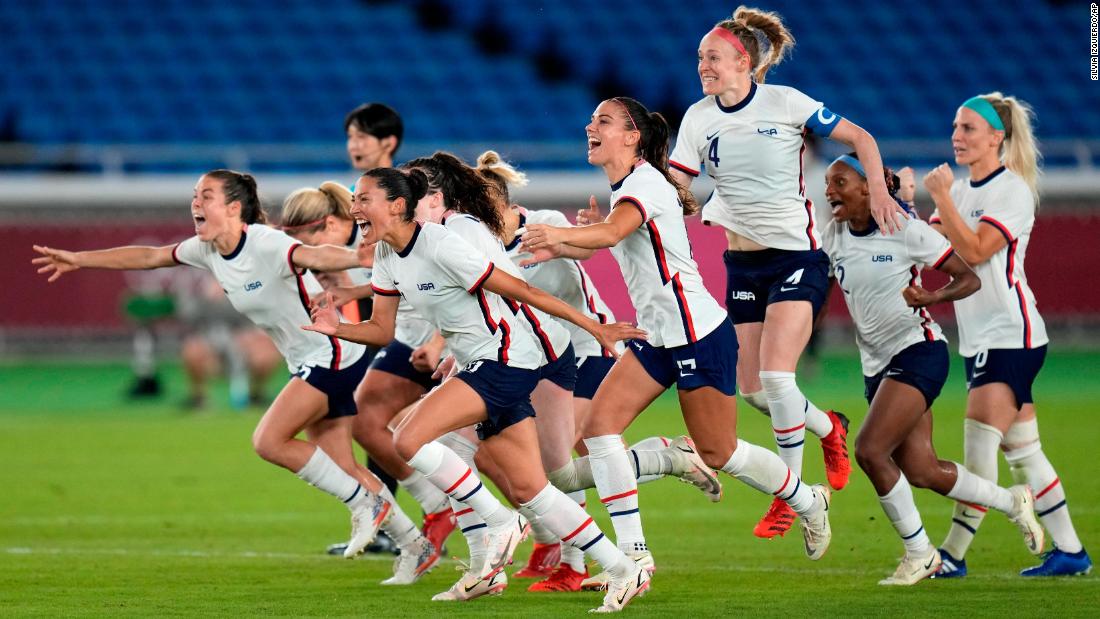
206, 169, 267, 224
612, 97, 699, 216
362, 167, 428, 222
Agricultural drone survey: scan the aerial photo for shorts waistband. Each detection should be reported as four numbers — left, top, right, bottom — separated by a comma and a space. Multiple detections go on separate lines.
722, 248, 822, 265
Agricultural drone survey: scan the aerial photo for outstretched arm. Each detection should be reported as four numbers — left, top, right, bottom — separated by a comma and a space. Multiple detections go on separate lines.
521, 196, 642, 257
480, 268, 645, 357
302, 291, 399, 346
32, 244, 177, 282
290, 244, 362, 272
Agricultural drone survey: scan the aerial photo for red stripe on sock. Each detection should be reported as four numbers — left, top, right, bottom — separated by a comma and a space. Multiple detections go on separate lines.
454, 507, 474, 517
774, 469, 792, 496
562, 517, 594, 542
444, 468, 473, 494
773, 423, 806, 434
963, 502, 989, 513
1035, 477, 1061, 500
600, 489, 638, 503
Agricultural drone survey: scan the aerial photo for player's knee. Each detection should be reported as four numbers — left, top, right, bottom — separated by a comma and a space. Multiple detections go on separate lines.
904, 468, 937, 490
854, 439, 883, 474
391, 426, 423, 462
251, 429, 281, 464
694, 439, 733, 470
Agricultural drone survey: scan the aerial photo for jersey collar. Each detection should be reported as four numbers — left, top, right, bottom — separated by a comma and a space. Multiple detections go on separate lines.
220, 229, 247, 260
610, 160, 647, 191
847, 219, 879, 237
396, 222, 421, 258
505, 213, 526, 251
345, 222, 359, 247
714, 81, 757, 114
969, 165, 1006, 188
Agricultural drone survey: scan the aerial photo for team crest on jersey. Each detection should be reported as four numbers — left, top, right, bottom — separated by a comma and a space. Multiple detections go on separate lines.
417, 282, 436, 291
756, 127, 778, 136
872, 255, 893, 263
243, 280, 263, 291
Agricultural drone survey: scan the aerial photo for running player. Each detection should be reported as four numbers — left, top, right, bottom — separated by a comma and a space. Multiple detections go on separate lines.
305, 167, 652, 612
666, 6, 903, 537
31, 171, 428, 579
522, 97, 833, 579
823, 154, 1043, 585
925, 93, 1092, 577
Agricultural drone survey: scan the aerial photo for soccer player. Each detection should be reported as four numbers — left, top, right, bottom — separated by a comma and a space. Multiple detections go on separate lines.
823, 154, 1043, 585
31, 171, 429, 578
666, 6, 903, 537
280, 182, 447, 582
522, 97, 833, 578
925, 93, 1092, 577
305, 167, 652, 612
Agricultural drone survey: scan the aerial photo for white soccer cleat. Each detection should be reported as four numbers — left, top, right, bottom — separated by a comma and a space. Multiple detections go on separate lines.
1007, 485, 1045, 555
581, 551, 655, 591
799, 484, 832, 561
479, 513, 528, 580
344, 492, 393, 559
878, 546, 942, 585
667, 436, 723, 502
431, 565, 508, 601
381, 536, 440, 585
590, 564, 651, 613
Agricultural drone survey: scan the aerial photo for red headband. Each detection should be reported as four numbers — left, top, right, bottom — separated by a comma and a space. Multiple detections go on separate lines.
612, 98, 638, 132
280, 216, 327, 232
708, 26, 749, 58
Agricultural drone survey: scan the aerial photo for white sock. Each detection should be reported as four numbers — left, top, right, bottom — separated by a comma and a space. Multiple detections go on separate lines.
804, 398, 833, 439
296, 447, 366, 507
584, 435, 647, 554
879, 473, 931, 554
451, 497, 488, 571
1003, 421, 1083, 553
530, 519, 558, 544
941, 419, 1001, 559
629, 448, 675, 478
560, 490, 588, 571
720, 438, 816, 514
760, 371, 808, 474
550, 448, 669, 493
407, 441, 510, 528
630, 437, 671, 483
380, 487, 422, 548
519, 483, 632, 579
946, 462, 1014, 513
398, 471, 450, 515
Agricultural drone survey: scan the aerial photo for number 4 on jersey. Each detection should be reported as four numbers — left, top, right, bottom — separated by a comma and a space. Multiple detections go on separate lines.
708, 137, 720, 167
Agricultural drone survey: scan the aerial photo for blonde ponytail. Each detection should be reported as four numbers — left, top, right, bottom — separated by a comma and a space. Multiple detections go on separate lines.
977, 92, 1041, 204
281, 181, 353, 231
476, 150, 527, 203
716, 6, 795, 83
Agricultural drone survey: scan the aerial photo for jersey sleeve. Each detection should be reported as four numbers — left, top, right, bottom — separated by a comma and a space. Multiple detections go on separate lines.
786, 87, 841, 138
434, 231, 496, 293
613, 195, 653, 226
171, 236, 209, 269
251, 226, 304, 279
978, 182, 1035, 242
369, 245, 400, 297
669, 109, 702, 177
904, 218, 954, 269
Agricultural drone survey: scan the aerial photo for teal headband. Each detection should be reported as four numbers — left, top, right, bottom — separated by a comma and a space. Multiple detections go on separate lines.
833, 154, 865, 178
962, 96, 1005, 131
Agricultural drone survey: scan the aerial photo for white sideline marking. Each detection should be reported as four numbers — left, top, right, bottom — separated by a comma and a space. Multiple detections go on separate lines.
3, 546, 399, 562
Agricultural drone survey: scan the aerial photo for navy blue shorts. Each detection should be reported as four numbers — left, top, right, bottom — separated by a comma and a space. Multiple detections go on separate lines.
294, 350, 372, 419
964, 345, 1047, 410
723, 248, 831, 324
455, 359, 540, 440
629, 318, 738, 396
369, 339, 439, 392
539, 343, 577, 391
574, 355, 616, 400
864, 340, 950, 410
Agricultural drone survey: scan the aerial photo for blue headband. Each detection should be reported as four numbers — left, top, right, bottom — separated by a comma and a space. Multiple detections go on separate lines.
962, 96, 1005, 131
833, 154, 865, 178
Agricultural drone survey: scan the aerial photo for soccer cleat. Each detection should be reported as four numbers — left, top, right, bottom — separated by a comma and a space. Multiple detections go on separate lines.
381, 536, 440, 585
432, 564, 509, 601
343, 493, 393, 558
1021, 548, 1093, 577
820, 410, 851, 491
590, 564, 651, 613
878, 546, 941, 585
422, 507, 456, 556
1006, 485, 1045, 555
799, 485, 832, 561
513, 542, 562, 579
581, 551, 655, 591
364, 530, 399, 555
753, 497, 797, 538
932, 548, 967, 578
667, 436, 723, 502
528, 564, 588, 592
480, 513, 528, 579
325, 542, 348, 556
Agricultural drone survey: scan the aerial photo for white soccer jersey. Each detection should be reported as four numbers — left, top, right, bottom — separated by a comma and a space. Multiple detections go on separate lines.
172, 224, 365, 373
608, 161, 727, 348
669, 82, 841, 251
505, 208, 620, 358
930, 167, 1048, 356
371, 222, 543, 370
823, 215, 953, 376
443, 213, 572, 363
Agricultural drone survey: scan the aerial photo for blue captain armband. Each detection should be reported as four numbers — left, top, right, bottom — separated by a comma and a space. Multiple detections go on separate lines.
805, 107, 841, 137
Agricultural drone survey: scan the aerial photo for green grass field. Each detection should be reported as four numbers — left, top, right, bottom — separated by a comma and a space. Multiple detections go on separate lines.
1, 351, 1097, 617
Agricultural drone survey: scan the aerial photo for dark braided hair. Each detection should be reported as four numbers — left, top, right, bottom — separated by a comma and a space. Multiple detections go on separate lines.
402, 151, 505, 236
